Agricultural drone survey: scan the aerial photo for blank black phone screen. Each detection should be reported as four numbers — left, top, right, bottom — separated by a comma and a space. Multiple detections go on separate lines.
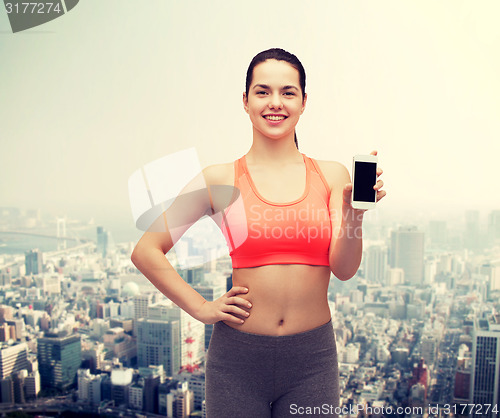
353, 161, 377, 202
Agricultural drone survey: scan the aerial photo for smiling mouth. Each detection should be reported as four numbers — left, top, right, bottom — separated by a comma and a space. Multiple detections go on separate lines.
263, 115, 287, 121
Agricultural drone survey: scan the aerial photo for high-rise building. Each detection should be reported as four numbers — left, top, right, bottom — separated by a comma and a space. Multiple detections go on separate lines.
5, 319, 24, 341
148, 303, 205, 374
37, 332, 81, 390
178, 267, 204, 285
40, 274, 61, 295
428, 220, 447, 248
25, 249, 43, 275
0, 377, 14, 403
470, 317, 500, 417
420, 335, 438, 368
24, 370, 40, 399
0, 343, 28, 380
167, 381, 194, 418
128, 383, 144, 411
464, 210, 481, 250
158, 378, 181, 415
12, 371, 25, 403
96, 226, 113, 257
110, 368, 133, 407
479, 262, 500, 295
136, 318, 180, 376
133, 293, 155, 322
390, 226, 425, 285
454, 345, 472, 403
77, 369, 102, 405
0, 270, 11, 287
0, 306, 13, 323
488, 210, 500, 242
386, 268, 405, 287
364, 245, 388, 284
139, 365, 164, 414
182, 371, 205, 410
133, 293, 156, 336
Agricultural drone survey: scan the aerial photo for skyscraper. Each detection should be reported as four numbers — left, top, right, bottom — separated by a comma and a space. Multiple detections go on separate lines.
479, 262, 500, 295
25, 249, 42, 275
464, 210, 481, 250
149, 304, 205, 374
470, 317, 500, 417
134, 293, 155, 322
0, 343, 28, 380
364, 245, 388, 284
136, 318, 180, 376
37, 332, 81, 390
390, 226, 425, 285
428, 220, 447, 248
178, 266, 204, 285
488, 210, 500, 242
96, 226, 113, 257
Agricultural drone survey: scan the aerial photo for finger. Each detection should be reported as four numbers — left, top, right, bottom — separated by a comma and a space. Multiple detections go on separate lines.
230, 296, 252, 308
370, 150, 378, 156
221, 303, 250, 319
224, 304, 250, 317
228, 287, 248, 296
373, 179, 384, 190
343, 183, 352, 202
376, 168, 383, 176
227, 296, 252, 308
376, 190, 387, 201
221, 312, 246, 324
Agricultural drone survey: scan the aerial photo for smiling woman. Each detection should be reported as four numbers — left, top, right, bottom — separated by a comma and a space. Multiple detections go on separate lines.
131, 47, 386, 418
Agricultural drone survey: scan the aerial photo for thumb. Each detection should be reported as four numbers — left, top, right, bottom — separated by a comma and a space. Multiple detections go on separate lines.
343, 183, 352, 204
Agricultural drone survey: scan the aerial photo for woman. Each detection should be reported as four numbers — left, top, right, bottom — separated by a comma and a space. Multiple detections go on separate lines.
131, 48, 386, 418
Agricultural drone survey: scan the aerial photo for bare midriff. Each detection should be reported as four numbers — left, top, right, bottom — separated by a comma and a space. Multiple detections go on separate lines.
222, 264, 332, 336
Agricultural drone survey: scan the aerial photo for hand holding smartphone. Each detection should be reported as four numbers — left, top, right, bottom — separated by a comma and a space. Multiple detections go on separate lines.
351, 154, 378, 210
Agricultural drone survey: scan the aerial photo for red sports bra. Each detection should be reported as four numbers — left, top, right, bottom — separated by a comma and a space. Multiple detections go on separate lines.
218, 153, 332, 268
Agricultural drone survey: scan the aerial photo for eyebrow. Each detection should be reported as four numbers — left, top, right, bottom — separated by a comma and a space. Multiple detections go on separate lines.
252, 84, 299, 91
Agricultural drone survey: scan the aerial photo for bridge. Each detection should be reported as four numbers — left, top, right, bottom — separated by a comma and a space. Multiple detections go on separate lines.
0, 230, 92, 243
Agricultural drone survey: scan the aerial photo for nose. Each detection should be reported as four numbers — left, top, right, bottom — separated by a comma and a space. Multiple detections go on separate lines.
268, 93, 283, 110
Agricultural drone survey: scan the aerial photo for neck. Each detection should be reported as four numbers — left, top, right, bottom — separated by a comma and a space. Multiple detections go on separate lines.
246, 128, 301, 165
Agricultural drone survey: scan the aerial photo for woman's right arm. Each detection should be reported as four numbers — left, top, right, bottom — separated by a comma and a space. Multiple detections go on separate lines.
130, 165, 252, 325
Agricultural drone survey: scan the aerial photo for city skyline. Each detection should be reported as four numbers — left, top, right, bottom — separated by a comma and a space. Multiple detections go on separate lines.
1, 198, 499, 415
0, 175, 500, 415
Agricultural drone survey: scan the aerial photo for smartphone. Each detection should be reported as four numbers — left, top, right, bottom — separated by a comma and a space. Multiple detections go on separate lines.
351, 155, 378, 210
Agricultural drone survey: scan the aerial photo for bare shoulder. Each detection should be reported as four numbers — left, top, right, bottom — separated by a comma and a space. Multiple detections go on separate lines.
314, 159, 351, 190
202, 162, 235, 186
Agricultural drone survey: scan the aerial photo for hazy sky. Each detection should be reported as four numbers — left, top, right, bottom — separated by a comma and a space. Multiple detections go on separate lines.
1, 1, 499, 229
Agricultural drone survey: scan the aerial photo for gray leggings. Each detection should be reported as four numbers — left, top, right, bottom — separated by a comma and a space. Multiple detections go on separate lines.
205, 318, 339, 418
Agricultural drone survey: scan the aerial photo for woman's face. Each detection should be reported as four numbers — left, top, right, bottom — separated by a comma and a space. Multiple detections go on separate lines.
243, 59, 307, 141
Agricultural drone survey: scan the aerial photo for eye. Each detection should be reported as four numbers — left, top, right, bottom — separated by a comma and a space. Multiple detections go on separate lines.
256, 91, 268, 95
284, 92, 296, 96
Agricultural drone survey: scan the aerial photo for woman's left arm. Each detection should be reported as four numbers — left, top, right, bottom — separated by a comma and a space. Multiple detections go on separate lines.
328, 150, 386, 280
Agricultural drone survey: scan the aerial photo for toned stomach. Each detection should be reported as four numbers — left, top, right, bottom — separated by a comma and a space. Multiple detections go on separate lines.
222, 264, 332, 336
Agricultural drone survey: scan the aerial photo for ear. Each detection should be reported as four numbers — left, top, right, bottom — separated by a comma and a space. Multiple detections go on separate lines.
242, 92, 249, 114
301, 93, 307, 114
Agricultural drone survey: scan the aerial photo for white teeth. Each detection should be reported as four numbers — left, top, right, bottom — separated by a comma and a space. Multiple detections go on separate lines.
264, 115, 285, 121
